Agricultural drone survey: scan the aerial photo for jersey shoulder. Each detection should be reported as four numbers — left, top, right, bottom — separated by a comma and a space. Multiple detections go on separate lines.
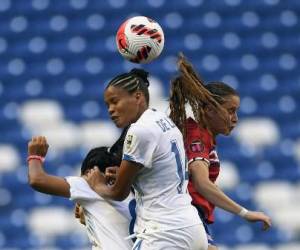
130, 109, 164, 135
66, 176, 102, 202
185, 117, 212, 140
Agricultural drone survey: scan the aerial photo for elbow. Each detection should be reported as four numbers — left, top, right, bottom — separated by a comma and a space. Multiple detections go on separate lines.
28, 175, 45, 190
113, 192, 129, 201
111, 188, 130, 201
92, 183, 131, 201
29, 178, 41, 190
113, 195, 125, 201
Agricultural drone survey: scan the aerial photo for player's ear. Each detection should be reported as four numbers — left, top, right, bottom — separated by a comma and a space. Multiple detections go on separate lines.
134, 91, 141, 99
134, 91, 144, 104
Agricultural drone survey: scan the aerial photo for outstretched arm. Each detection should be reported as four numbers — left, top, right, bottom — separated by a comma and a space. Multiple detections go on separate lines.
189, 160, 271, 230
27, 136, 70, 198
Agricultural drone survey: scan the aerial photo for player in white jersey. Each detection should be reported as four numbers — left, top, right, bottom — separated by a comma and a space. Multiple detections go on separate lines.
27, 138, 134, 250
86, 68, 208, 250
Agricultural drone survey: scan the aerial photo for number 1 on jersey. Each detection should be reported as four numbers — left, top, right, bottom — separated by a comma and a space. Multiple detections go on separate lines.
171, 140, 187, 194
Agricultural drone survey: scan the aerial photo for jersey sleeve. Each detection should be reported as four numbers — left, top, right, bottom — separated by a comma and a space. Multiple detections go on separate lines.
122, 125, 157, 168
185, 120, 212, 165
65, 176, 104, 202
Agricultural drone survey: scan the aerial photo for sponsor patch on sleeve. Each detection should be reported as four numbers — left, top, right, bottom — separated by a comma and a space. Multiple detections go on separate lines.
190, 140, 204, 153
125, 134, 136, 151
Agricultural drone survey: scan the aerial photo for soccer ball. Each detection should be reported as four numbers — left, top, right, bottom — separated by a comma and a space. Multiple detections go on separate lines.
116, 16, 164, 64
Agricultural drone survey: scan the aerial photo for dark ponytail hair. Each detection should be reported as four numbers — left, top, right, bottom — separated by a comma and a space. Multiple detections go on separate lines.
106, 68, 150, 105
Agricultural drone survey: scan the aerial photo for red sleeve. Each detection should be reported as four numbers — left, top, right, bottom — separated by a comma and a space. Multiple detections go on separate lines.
184, 118, 212, 164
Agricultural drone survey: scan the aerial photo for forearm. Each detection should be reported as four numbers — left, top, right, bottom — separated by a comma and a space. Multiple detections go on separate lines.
87, 160, 139, 201
189, 161, 245, 215
194, 180, 243, 215
189, 161, 271, 229
108, 161, 140, 200
92, 182, 130, 201
28, 159, 48, 188
28, 160, 70, 197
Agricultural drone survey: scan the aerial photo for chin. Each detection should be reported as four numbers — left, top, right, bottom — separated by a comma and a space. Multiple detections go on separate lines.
112, 120, 121, 128
115, 121, 127, 128
115, 122, 123, 128
222, 132, 230, 136
226, 127, 235, 135
222, 129, 232, 136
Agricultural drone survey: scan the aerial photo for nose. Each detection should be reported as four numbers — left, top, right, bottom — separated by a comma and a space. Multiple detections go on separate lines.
108, 105, 114, 116
232, 112, 238, 123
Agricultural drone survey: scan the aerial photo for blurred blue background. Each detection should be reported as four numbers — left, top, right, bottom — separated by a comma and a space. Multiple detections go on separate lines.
0, 0, 300, 249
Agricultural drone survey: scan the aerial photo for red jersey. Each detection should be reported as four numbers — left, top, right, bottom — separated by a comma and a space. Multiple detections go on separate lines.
185, 117, 220, 224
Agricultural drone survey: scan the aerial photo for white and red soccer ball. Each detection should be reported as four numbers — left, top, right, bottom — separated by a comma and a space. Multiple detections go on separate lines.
116, 16, 165, 64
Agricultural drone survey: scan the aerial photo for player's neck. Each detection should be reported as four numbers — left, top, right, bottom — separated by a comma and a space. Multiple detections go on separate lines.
206, 125, 218, 142
132, 105, 148, 123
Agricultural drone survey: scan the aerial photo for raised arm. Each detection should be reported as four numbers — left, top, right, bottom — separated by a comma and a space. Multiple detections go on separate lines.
27, 136, 70, 198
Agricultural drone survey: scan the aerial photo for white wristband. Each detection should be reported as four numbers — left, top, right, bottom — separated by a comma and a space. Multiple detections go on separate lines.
238, 207, 249, 218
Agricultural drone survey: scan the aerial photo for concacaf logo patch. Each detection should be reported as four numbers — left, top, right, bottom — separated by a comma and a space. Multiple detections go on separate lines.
190, 140, 204, 153
125, 134, 135, 150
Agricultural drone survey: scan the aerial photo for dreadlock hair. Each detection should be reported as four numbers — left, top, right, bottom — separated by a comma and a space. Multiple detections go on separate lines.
106, 68, 150, 105
169, 54, 238, 138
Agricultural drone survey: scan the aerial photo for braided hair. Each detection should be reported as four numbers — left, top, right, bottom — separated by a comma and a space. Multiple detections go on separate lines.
106, 68, 150, 105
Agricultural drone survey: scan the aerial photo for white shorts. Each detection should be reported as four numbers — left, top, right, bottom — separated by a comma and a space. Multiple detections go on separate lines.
132, 224, 208, 250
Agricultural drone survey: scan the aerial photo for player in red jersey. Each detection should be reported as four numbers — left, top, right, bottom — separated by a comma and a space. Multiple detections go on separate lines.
169, 54, 271, 250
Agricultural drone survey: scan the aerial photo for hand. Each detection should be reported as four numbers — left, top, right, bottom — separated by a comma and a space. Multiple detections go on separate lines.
86, 167, 106, 191
74, 203, 86, 225
244, 211, 272, 231
28, 136, 49, 157
105, 166, 119, 184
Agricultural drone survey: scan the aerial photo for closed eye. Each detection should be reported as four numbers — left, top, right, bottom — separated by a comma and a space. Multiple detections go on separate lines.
107, 97, 120, 106
228, 108, 237, 114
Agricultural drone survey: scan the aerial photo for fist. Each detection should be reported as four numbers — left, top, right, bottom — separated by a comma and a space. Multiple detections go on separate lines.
86, 167, 106, 190
74, 203, 86, 225
28, 136, 49, 157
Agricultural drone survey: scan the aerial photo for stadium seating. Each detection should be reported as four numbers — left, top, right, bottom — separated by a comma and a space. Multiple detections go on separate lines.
0, 0, 299, 249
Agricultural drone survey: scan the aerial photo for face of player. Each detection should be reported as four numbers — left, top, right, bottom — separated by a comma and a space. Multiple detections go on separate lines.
207, 95, 240, 136
104, 86, 145, 128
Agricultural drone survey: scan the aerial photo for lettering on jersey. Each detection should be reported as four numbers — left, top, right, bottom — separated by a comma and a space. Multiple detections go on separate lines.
156, 118, 175, 132
171, 140, 185, 194
165, 117, 176, 128
190, 140, 204, 153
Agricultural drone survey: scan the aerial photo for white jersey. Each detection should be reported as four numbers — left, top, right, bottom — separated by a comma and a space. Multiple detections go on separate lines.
122, 109, 201, 235
66, 176, 134, 250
